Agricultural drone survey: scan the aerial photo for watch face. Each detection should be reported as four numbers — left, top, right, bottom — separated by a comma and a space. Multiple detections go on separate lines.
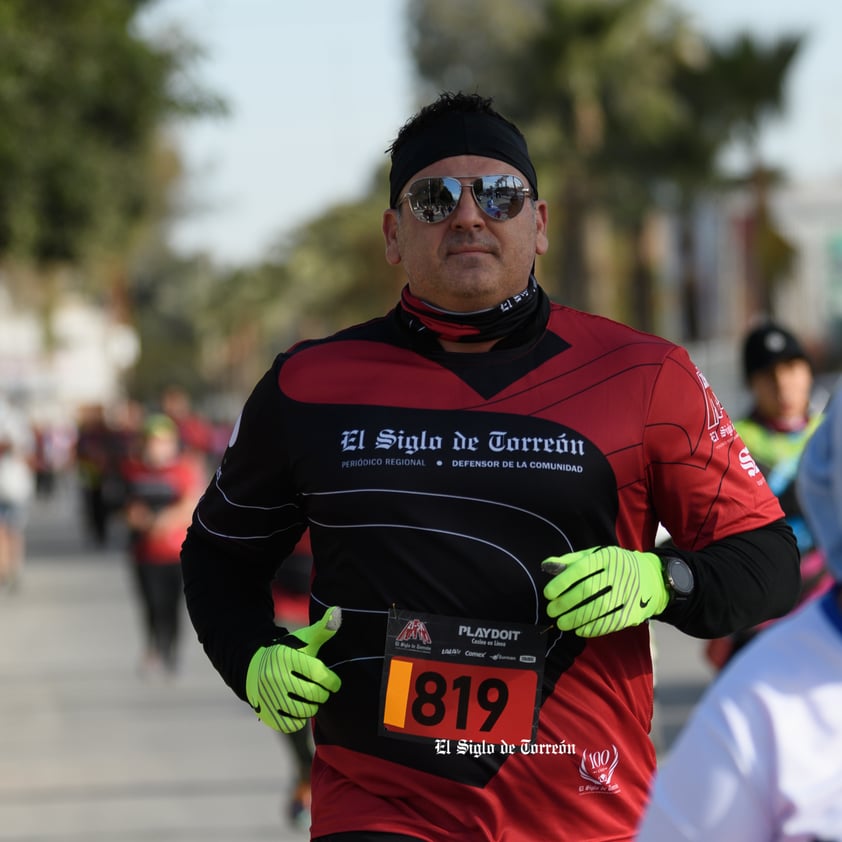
668, 559, 694, 595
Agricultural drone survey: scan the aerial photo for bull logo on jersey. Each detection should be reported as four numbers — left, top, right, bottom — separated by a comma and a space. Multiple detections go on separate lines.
578, 745, 620, 794
396, 618, 432, 644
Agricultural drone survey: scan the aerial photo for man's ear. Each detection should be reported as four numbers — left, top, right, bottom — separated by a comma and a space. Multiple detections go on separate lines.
383, 209, 402, 266
535, 200, 549, 256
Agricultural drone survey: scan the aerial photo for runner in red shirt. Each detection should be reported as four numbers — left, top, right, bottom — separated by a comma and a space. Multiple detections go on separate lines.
181, 92, 798, 841
123, 414, 205, 675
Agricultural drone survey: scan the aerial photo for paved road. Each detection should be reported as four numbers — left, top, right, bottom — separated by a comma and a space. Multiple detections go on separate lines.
0, 481, 305, 842
0, 479, 714, 841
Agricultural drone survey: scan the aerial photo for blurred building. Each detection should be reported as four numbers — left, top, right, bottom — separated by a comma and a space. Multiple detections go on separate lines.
650, 175, 842, 416
0, 287, 138, 424
773, 177, 842, 361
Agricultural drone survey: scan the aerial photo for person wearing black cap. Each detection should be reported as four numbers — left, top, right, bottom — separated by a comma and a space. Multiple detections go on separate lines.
742, 321, 815, 433
704, 322, 832, 671
180, 92, 799, 841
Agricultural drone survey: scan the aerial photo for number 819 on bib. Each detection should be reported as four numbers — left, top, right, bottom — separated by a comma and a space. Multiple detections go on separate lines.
381, 656, 540, 744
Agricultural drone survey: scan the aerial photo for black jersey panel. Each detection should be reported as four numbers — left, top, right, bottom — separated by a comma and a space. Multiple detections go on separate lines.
273, 400, 618, 785
290, 406, 620, 618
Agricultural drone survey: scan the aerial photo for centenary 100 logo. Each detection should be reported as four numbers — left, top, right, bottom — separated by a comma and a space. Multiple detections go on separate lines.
578, 745, 621, 794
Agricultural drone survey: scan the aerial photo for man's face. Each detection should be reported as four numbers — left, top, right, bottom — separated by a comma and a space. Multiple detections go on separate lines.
750, 357, 813, 426
382, 155, 548, 312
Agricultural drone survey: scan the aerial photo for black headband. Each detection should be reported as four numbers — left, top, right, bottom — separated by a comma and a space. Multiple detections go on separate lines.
389, 111, 539, 208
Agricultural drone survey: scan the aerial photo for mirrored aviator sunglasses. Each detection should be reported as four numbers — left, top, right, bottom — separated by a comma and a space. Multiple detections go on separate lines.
399, 175, 531, 224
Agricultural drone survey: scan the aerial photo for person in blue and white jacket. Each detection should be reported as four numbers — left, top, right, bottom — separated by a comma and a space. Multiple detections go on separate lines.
637, 387, 842, 842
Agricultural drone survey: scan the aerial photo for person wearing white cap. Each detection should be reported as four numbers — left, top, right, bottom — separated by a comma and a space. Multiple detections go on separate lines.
636, 388, 842, 841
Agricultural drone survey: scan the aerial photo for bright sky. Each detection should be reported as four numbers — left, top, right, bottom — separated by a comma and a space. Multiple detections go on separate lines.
140, 0, 842, 268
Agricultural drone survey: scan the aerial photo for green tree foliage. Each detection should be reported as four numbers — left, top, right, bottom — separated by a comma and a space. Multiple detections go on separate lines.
406, 0, 802, 333
269, 184, 405, 338
124, 249, 217, 403
701, 33, 801, 154
639, 32, 802, 335
408, 0, 546, 102
194, 166, 405, 398
0, 0, 223, 272
704, 34, 802, 319
0, 0, 225, 395
409, 0, 694, 313
170, 0, 804, 400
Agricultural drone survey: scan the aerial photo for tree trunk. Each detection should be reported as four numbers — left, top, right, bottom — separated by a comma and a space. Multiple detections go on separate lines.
678, 201, 700, 342
559, 174, 590, 312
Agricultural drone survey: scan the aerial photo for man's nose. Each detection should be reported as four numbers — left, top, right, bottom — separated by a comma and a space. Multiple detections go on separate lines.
448, 186, 485, 227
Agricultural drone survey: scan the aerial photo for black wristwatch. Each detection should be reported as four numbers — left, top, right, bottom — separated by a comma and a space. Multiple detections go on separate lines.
662, 557, 694, 603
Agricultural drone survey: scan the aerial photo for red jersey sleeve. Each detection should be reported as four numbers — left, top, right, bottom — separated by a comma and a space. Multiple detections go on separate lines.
645, 347, 784, 550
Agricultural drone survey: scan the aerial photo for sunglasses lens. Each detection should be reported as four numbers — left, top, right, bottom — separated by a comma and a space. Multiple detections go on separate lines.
473, 176, 527, 220
402, 175, 528, 223
405, 177, 461, 223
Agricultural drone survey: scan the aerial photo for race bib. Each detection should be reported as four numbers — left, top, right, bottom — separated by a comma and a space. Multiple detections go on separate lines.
379, 609, 546, 744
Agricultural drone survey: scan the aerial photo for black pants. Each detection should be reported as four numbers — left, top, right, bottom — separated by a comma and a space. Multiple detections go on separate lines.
133, 562, 183, 668
82, 485, 109, 545
282, 727, 313, 782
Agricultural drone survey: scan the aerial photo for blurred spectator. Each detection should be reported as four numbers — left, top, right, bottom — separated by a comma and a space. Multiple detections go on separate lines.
636, 389, 842, 841
74, 403, 125, 548
32, 422, 57, 498
161, 385, 216, 463
0, 396, 35, 591
31, 416, 76, 498
705, 321, 833, 670
121, 413, 205, 676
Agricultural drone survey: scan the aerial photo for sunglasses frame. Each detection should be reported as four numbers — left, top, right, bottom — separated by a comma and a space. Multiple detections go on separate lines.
398, 174, 532, 224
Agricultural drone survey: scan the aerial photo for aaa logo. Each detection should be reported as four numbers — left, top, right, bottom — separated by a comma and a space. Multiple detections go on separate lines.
696, 369, 725, 432
396, 618, 432, 644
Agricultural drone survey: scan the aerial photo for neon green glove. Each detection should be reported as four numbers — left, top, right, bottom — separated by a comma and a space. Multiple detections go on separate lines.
246, 606, 342, 733
542, 547, 669, 637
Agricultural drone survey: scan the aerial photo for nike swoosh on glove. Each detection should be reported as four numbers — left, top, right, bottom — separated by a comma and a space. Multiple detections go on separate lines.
245, 606, 342, 733
542, 547, 669, 637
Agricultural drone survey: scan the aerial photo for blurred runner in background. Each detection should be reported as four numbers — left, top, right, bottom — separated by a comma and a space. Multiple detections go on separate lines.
75, 403, 125, 548
705, 322, 833, 670
121, 413, 205, 676
161, 385, 217, 465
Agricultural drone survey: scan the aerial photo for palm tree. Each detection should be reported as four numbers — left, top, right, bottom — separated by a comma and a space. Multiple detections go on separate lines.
653, 31, 802, 337
709, 33, 802, 319
409, 0, 693, 314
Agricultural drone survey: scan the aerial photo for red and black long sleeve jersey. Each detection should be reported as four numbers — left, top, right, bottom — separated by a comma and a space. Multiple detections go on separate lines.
182, 296, 796, 841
